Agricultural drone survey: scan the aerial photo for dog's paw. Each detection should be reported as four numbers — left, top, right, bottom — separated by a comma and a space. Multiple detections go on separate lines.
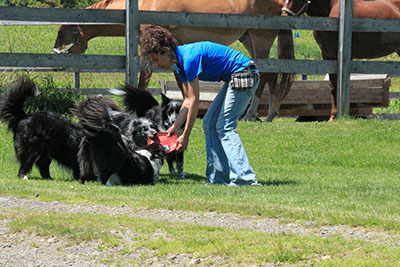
169, 168, 178, 177
178, 172, 186, 179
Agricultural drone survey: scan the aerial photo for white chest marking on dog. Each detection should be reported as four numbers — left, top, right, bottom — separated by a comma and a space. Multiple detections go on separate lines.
106, 174, 122, 186
136, 149, 162, 183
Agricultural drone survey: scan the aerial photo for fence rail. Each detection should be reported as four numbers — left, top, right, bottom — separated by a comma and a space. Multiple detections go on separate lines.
2, 6, 400, 33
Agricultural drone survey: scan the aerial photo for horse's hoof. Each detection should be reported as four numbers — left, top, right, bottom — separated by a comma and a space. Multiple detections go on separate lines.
265, 116, 274, 122
241, 114, 258, 121
265, 112, 278, 122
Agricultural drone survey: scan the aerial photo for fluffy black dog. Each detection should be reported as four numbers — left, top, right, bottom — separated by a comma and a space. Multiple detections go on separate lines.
116, 84, 185, 179
0, 76, 93, 182
73, 96, 168, 185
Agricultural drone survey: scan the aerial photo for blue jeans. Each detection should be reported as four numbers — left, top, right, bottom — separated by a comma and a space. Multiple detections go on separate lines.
203, 75, 260, 185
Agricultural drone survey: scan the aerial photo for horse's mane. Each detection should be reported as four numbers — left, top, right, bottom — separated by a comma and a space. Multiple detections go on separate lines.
87, 0, 114, 9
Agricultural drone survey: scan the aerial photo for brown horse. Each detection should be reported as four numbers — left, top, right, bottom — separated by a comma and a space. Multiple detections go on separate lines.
52, 0, 295, 122
282, 0, 400, 121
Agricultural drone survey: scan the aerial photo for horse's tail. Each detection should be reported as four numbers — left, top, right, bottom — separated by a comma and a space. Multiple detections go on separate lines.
274, 30, 295, 99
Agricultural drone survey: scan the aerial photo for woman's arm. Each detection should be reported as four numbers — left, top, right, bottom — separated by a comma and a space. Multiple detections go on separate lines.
167, 77, 200, 151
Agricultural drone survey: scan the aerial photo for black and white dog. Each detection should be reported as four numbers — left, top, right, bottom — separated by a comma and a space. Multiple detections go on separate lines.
0, 76, 94, 182
114, 84, 185, 179
109, 109, 159, 151
73, 96, 168, 185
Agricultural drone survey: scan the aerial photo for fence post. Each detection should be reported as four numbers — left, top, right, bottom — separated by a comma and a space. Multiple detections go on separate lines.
73, 72, 80, 89
125, 0, 139, 86
337, 0, 352, 118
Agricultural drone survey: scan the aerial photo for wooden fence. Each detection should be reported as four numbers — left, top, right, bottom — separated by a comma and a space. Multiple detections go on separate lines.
1, 0, 400, 118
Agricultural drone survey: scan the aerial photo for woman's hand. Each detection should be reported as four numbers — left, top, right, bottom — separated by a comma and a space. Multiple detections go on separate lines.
167, 126, 187, 152
175, 134, 189, 152
166, 125, 178, 136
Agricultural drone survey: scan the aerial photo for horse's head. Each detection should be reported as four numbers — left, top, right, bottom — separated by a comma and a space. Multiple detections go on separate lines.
52, 25, 88, 54
281, 0, 310, 16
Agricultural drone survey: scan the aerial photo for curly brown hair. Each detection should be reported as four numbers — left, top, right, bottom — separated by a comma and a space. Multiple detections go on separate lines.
139, 26, 178, 61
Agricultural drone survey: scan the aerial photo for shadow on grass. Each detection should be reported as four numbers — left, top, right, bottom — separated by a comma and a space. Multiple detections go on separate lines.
158, 172, 205, 184
158, 174, 298, 187
260, 179, 297, 187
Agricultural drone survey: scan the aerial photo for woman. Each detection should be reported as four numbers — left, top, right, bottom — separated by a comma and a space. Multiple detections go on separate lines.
139, 26, 260, 186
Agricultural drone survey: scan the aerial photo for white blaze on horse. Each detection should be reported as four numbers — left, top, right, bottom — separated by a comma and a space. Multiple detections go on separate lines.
53, 0, 295, 122
282, 0, 400, 121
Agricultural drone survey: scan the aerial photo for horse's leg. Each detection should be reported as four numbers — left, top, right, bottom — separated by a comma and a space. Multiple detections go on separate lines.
266, 30, 295, 122
241, 30, 278, 121
328, 72, 338, 122
138, 69, 153, 90
240, 31, 261, 121
242, 30, 295, 122
321, 53, 338, 122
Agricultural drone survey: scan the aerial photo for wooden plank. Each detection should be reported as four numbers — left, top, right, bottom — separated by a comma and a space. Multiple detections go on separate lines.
73, 72, 80, 89
162, 78, 389, 117
352, 17, 400, 33
294, 79, 387, 90
337, 0, 352, 118
0, 6, 124, 24
139, 11, 339, 31
0, 53, 125, 69
125, 0, 139, 86
351, 61, 400, 75
2, 7, 400, 33
389, 92, 400, 99
254, 59, 337, 74
1, 54, 398, 76
254, 59, 400, 75
163, 82, 387, 105
275, 88, 385, 105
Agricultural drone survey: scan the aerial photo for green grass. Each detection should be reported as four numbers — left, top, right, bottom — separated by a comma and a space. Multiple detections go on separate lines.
2, 119, 400, 231
2, 207, 400, 266
1, 23, 400, 265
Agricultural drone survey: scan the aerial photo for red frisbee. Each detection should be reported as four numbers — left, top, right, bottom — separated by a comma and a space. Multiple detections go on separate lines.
148, 132, 179, 153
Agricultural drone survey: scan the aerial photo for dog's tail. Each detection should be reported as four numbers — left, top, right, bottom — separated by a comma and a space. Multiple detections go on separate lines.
119, 83, 159, 117
72, 96, 117, 138
0, 76, 36, 133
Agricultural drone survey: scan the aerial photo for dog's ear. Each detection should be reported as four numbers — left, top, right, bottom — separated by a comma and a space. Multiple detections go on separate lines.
161, 93, 171, 106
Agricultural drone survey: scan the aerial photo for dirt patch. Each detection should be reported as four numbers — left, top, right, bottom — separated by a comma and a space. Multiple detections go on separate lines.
0, 196, 399, 266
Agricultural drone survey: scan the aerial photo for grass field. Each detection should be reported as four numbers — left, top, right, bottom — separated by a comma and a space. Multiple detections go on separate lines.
1, 25, 400, 265
1, 118, 400, 265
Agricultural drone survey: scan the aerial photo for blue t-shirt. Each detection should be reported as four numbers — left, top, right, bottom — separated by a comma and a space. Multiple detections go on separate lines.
175, 41, 252, 82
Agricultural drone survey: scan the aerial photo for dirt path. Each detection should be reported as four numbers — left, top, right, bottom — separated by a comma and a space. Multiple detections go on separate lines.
1, 196, 399, 266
